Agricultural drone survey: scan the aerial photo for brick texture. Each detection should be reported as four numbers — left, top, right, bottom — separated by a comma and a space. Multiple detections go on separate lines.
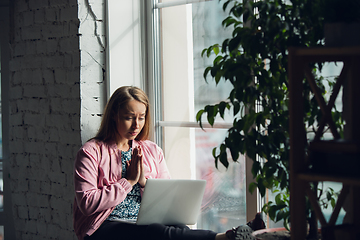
8, 0, 106, 239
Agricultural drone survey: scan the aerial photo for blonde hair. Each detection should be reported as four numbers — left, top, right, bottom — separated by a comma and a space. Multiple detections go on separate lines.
94, 86, 150, 142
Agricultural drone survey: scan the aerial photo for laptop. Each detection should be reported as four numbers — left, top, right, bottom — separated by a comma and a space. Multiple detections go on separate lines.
114, 179, 206, 225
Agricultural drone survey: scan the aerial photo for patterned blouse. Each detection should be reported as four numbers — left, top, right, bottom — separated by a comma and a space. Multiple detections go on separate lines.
106, 147, 141, 221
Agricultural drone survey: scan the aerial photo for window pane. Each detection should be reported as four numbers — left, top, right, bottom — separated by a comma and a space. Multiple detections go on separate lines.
195, 128, 246, 231
161, 4, 195, 123
163, 126, 246, 232
159, 1, 247, 232
158, 1, 348, 230
160, 1, 233, 123
192, 2, 233, 120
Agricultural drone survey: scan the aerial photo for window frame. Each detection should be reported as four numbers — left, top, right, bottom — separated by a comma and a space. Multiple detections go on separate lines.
134, 0, 348, 227
144, 0, 259, 222
107, 0, 260, 224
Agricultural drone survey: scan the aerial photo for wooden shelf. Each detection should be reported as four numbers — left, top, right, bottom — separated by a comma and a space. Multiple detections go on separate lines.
290, 46, 360, 56
297, 173, 360, 186
289, 46, 360, 62
309, 140, 360, 153
288, 46, 360, 240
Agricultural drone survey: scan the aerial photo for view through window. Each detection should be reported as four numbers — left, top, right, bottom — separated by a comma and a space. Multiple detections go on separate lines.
155, 0, 346, 230
156, 1, 248, 231
108, 0, 346, 232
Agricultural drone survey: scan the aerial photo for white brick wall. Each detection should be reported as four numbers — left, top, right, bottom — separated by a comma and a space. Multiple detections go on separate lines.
78, 0, 106, 143
8, 0, 105, 239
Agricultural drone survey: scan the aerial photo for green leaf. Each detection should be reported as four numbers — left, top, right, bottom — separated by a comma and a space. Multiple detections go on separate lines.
252, 161, 261, 176
229, 146, 239, 162
212, 147, 217, 158
233, 101, 240, 115
280, 169, 288, 189
201, 48, 208, 57
205, 105, 216, 126
331, 198, 336, 209
257, 178, 266, 197
276, 210, 285, 222
223, 0, 231, 12
203, 67, 212, 80
268, 205, 277, 220
265, 166, 277, 179
219, 151, 229, 168
275, 193, 283, 205
196, 109, 204, 122
219, 101, 228, 119
326, 191, 332, 201
284, 215, 290, 231
213, 45, 220, 55
213, 55, 223, 64
249, 182, 257, 194
222, 16, 237, 28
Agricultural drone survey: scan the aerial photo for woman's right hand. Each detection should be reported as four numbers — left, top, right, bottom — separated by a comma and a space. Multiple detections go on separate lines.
125, 146, 143, 186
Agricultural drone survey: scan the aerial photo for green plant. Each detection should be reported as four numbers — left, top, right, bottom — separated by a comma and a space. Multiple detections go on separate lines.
196, 0, 342, 238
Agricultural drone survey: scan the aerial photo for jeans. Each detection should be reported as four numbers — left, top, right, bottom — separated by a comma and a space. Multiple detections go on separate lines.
84, 220, 217, 240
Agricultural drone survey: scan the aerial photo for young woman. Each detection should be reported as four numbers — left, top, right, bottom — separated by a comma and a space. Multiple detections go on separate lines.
73, 86, 252, 240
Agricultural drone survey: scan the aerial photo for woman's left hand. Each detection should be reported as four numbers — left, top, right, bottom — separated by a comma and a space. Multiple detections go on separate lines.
136, 146, 147, 187
126, 146, 147, 187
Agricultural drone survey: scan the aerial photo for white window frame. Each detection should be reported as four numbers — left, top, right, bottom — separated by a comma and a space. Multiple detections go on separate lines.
107, 0, 259, 223
148, 0, 258, 222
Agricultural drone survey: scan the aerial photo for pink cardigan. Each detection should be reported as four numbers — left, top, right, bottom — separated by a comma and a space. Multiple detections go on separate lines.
73, 139, 171, 240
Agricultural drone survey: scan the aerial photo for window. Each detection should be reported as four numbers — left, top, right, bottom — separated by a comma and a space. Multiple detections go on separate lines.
107, 0, 348, 231
151, 0, 257, 231
107, 0, 258, 231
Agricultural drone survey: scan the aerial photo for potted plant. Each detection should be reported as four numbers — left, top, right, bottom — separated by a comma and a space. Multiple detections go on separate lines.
196, 0, 342, 239
321, 0, 360, 47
